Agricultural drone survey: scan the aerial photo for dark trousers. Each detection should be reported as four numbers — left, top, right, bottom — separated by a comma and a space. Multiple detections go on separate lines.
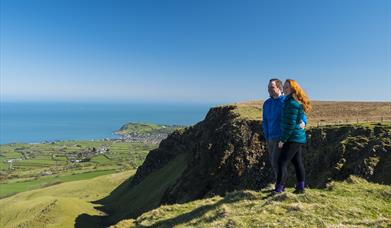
276, 142, 305, 186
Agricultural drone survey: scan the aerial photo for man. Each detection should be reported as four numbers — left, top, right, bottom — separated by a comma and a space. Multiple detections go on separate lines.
262, 78, 307, 181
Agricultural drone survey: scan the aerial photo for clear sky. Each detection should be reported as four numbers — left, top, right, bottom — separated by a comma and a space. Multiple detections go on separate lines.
1, 0, 390, 104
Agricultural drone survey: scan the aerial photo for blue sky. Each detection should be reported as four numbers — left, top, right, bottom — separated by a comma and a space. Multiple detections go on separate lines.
1, 0, 390, 103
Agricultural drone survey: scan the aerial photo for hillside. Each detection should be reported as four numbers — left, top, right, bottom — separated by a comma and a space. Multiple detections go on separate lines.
0, 170, 134, 228
112, 176, 391, 227
1, 101, 390, 227
2, 171, 389, 227
114, 122, 184, 136
89, 102, 391, 226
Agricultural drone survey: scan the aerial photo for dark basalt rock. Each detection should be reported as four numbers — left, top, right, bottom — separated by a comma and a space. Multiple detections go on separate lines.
130, 105, 391, 205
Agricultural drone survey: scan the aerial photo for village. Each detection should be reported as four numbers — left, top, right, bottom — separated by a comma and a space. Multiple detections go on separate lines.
64, 145, 110, 163
114, 132, 169, 144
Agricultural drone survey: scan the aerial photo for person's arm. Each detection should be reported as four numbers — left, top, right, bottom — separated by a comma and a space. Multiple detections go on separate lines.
297, 111, 307, 129
302, 113, 307, 126
262, 103, 268, 140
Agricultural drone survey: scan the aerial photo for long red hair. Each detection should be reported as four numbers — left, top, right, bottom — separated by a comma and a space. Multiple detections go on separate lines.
286, 79, 312, 113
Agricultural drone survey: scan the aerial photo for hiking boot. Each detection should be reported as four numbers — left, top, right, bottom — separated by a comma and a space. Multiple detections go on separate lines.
293, 181, 305, 194
272, 184, 284, 195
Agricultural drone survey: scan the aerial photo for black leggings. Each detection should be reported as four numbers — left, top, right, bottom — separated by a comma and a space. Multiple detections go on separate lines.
276, 142, 305, 186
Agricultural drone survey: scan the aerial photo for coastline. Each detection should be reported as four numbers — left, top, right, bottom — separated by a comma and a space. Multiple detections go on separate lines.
0, 102, 211, 146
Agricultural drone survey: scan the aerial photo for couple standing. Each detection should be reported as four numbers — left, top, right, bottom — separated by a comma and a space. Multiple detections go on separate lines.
262, 79, 311, 194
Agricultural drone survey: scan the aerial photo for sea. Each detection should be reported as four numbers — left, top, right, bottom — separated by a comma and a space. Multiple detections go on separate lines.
0, 102, 215, 145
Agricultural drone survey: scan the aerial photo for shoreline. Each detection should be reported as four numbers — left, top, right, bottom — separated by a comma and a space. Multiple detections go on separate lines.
0, 135, 122, 146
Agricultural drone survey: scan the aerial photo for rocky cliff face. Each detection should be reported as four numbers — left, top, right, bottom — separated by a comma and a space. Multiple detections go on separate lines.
129, 105, 391, 205
306, 125, 391, 186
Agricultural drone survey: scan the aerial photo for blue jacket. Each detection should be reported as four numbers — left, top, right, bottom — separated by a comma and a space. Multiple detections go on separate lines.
262, 95, 307, 140
280, 94, 307, 143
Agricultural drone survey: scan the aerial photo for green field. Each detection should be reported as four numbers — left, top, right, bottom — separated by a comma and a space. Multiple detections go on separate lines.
0, 170, 135, 228
0, 140, 157, 198
0, 169, 117, 198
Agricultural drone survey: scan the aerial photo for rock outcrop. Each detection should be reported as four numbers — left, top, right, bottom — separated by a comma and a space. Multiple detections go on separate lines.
130, 105, 391, 205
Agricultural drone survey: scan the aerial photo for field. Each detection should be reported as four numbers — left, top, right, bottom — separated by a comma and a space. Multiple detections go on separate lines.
0, 170, 135, 228
0, 140, 157, 198
230, 100, 391, 126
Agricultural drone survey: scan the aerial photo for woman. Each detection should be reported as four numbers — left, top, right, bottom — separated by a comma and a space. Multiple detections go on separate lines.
274, 79, 311, 194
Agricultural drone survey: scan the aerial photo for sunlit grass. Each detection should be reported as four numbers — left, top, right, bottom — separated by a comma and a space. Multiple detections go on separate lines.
114, 176, 391, 227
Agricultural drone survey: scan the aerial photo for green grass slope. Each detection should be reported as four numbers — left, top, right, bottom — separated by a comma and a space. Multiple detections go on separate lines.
0, 170, 134, 228
112, 176, 391, 227
0, 169, 116, 199
95, 153, 188, 225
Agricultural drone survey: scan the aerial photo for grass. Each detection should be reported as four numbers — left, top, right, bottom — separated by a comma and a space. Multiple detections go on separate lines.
306, 121, 391, 131
0, 140, 157, 171
227, 100, 391, 125
231, 103, 262, 121
1, 169, 390, 227
90, 155, 111, 163
225, 101, 391, 127
0, 169, 117, 198
116, 123, 163, 135
113, 176, 391, 228
115, 122, 183, 135
0, 140, 157, 197
98, 153, 189, 225
225, 101, 391, 131
0, 170, 134, 228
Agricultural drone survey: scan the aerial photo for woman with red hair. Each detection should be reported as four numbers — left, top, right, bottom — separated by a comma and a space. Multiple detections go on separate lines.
274, 79, 311, 194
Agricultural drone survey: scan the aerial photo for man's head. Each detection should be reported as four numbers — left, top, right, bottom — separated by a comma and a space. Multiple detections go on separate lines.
268, 78, 283, 98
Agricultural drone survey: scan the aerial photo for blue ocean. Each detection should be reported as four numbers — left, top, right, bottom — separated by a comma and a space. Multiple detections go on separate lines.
0, 102, 215, 144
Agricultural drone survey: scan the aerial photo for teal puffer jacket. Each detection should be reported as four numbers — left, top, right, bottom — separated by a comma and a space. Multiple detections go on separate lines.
280, 94, 307, 143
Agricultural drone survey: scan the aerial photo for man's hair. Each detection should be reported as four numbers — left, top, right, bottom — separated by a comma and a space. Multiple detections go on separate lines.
269, 78, 283, 90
